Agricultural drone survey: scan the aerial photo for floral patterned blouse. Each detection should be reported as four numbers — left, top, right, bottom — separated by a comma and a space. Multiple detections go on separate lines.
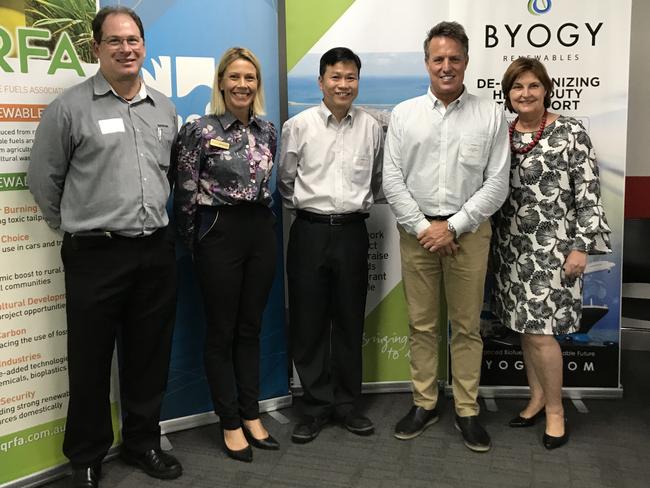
172, 112, 276, 248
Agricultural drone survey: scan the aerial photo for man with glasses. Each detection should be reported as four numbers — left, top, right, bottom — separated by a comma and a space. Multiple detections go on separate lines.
29, 7, 181, 487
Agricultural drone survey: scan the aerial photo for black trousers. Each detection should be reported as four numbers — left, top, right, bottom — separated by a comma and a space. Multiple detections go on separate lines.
61, 228, 176, 468
287, 216, 369, 418
194, 204, 276, 430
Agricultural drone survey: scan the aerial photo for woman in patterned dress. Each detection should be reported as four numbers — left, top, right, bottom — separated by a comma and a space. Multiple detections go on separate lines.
493, 58, 610, 449
172, 47, 279, 462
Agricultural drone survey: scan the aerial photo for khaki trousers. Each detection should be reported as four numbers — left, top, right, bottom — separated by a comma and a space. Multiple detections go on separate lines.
399, 220, 491, 416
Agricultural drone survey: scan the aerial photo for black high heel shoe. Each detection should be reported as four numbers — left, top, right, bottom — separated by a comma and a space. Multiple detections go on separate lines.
542, 419, 569, 450
221, 426, 253, 462
242, 423, 280, 450
508, 408, 545, 428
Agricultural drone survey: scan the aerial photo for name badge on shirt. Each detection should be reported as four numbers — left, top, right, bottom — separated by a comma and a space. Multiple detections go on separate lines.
98, 118, 125, 135
209, 138, 230, 150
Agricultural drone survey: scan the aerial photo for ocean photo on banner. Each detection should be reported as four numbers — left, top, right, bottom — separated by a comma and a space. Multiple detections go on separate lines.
288, 52, 430, 119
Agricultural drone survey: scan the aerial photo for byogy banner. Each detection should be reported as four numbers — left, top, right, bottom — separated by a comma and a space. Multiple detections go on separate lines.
285, 0, 628, 392
454, 0, 629, 390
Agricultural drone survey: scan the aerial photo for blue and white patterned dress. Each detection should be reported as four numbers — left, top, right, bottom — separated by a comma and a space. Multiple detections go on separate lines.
492, 116, 611, 335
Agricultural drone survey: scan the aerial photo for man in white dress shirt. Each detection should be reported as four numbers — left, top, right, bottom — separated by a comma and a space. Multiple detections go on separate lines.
383, 21, 510, 452
278, 47, 383, 444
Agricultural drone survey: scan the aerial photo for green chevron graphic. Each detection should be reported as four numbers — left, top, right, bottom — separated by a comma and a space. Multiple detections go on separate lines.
285, 0, 356, 71
363, 283, 448, 382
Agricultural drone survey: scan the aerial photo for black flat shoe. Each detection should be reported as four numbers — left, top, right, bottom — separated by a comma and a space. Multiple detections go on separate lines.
509, 408, 545, 428
455, 415, 491, 452
243, 424, 280, 450
221, 426, 253, 462
394, 406, 439, 440
543, 420, 569, 450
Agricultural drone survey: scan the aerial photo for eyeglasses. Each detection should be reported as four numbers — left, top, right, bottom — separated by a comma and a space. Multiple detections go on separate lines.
101, 36, 143, 48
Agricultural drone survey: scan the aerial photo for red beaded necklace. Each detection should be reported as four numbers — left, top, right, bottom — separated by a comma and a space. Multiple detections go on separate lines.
509, 110, 547, 155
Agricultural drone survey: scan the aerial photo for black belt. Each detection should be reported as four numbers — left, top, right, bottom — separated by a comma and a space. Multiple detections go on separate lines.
296, 210, 369, 226
424, 215, 454, 221
68, 227, 166, 240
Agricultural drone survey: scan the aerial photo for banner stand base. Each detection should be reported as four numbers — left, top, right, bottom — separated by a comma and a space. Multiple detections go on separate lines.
293, 381, 418, 395
443, 386, 624, 399
160, 394, 293, 435
361, 381, 412, 394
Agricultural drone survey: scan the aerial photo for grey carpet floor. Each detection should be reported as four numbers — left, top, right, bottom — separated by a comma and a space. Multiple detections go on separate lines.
46, 351, 650, 488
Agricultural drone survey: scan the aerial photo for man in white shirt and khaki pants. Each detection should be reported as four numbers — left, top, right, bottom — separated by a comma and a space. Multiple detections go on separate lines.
383, 21, 510, 452
278, 47, 383, 444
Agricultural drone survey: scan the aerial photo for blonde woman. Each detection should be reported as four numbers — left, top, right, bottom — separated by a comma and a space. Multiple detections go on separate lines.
173, 47, 278, 462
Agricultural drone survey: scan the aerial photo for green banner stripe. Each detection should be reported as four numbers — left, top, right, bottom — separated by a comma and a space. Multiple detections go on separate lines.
0, 172, 28, 191
363, 282, 411, 381
286, 0, 356, 71
0, 403, 121, 484
363, 282, 448, 382
0, 417, 67, 484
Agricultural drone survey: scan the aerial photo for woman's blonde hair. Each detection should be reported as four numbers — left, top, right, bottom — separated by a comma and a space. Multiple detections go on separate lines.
211, 47, 266, 117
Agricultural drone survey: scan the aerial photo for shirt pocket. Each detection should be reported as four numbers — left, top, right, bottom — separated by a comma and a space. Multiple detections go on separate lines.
156, 125, 174, 170
348, 153, 372, 187
458, 134, 488, 170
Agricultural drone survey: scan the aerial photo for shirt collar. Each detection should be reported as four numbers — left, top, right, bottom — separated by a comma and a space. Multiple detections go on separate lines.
427, 85, 468, 109
318, 100, 355, 126
217, 110, 262, 130
93, 70, 151, 104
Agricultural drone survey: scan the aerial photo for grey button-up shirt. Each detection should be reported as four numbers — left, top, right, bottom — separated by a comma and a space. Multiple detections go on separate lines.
28, 70, 177, 236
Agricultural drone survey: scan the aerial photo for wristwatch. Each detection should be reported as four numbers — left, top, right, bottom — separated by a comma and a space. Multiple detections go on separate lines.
447, 220, 458, 241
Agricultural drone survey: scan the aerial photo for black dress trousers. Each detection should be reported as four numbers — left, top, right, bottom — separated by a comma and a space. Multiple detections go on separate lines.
287, 215, 369, 418
194, 204, 276, 430
61, 228, 177, 468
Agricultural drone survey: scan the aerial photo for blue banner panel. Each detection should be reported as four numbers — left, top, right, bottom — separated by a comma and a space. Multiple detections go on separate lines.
102, 0, 289, 421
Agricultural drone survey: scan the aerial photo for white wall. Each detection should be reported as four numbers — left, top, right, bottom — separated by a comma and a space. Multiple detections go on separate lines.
627, 0, 650, 177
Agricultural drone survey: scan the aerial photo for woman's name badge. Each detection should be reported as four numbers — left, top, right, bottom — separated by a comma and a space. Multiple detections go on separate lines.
210, 139, 230, 150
